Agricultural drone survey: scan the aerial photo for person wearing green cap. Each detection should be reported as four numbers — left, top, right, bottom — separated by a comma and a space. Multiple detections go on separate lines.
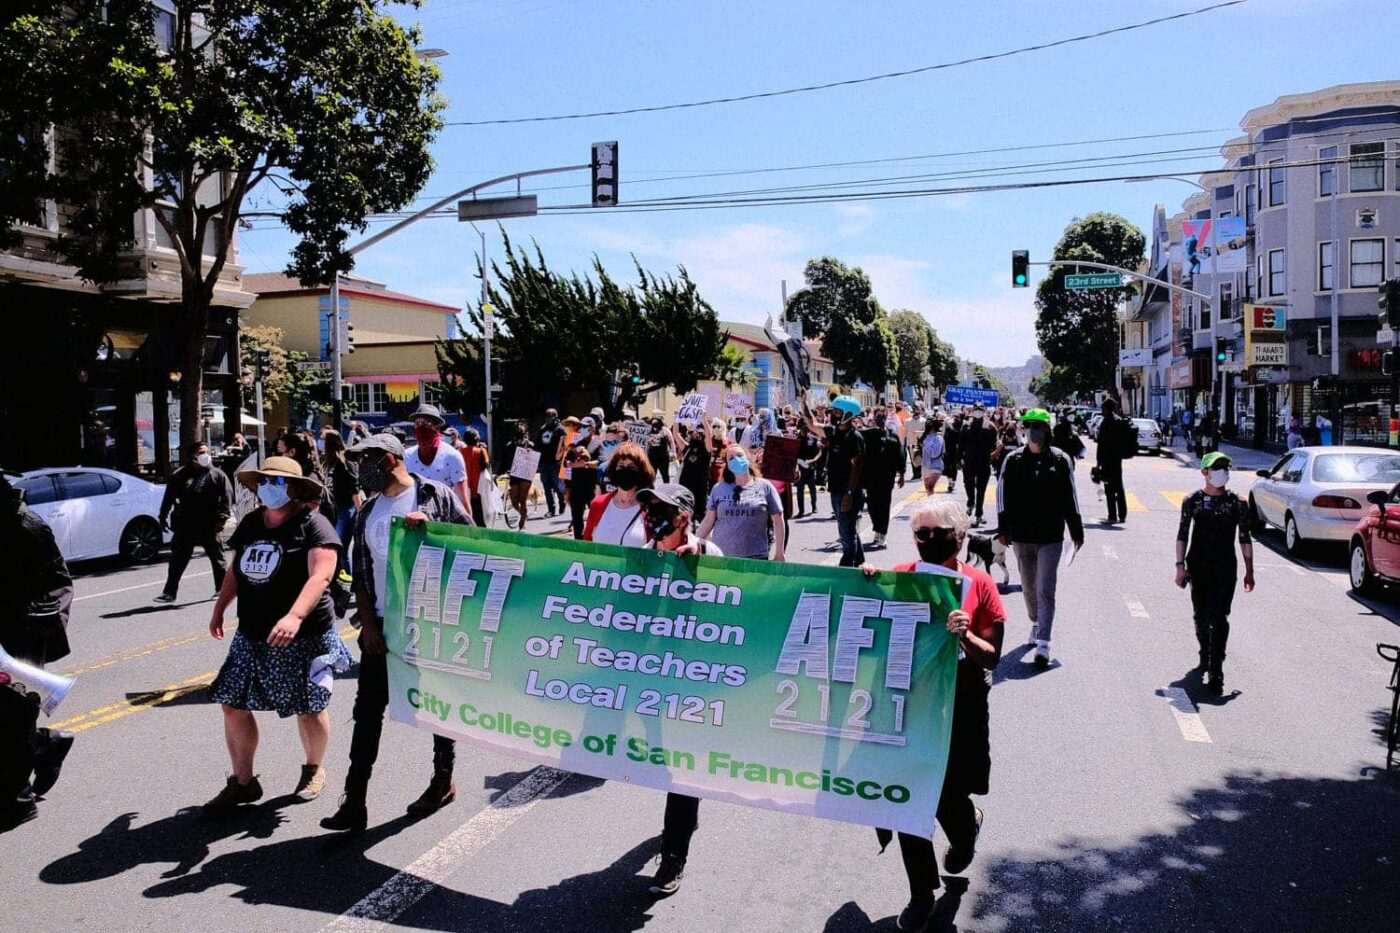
1175, 451, 1255, 695
996, 409, 1083, 667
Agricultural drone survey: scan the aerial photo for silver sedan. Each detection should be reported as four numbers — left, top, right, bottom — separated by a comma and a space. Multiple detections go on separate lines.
1249, 446, 1400, 555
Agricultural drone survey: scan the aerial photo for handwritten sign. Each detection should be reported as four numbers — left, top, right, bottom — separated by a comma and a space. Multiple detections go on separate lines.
677, 392, 708, 427
763, 434, 800, 484
509, 447, 541, 481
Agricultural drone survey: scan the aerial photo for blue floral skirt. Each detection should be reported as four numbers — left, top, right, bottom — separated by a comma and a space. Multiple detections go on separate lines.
210, 628, 351, 717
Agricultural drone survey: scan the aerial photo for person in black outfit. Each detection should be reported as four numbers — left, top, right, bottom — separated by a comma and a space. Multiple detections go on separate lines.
534, 409, 565, 517
155, 441, 234, 602
321, 430, 360, 572
803, 395, 865, 566
960, 406, 998, 526
862, 410, 906, 548
0, 475, 75, 831
795, 424, 822, 516
943, 412, 964, 495
646, 417, 674, 483
1051, 417, 1085, 465
1096, 398, 1129, 524
673, 421, 713, 527
1176, 451, 1255, 695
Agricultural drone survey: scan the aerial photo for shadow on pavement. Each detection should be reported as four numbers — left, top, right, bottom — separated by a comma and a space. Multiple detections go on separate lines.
968, 771, 1400, 933
100, 597, 214, 620
484, 769, 605, 804
1346, 591, 1400, 628
820, 876, 969, 932
992, 646, 1061, 684
1168, 670, 1242, 708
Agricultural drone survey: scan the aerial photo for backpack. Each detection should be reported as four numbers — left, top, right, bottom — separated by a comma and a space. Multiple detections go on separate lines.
1118, 417, 1139, 460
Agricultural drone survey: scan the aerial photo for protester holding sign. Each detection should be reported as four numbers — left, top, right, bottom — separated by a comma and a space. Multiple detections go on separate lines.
582, 443, 655, 547
205, 457, 349, 812
635, 482, 723, 895
864, 498, 1005, 931
699, 444, 786, 561
673, 420, 714, 527
320, 435, 473, 833
504, 422, 536, 531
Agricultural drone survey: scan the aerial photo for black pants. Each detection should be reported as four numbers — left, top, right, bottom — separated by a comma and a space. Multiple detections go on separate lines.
660, 792, 699, 860
897, 792, 980, 896
347, 648, 455, 793
162, 526, 227, 597
568, 473, 596, 539
796, 468, 818, 514
866, 481, 894, 536
0, 687, 38, 807
963, 465, 990, 519
1101, 462, 1127, 522
1189, 562, 1236, 672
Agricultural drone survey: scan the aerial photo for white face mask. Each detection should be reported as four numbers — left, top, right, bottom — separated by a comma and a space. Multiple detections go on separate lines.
195, 453, 212, 468
1207, 468, 1229, 488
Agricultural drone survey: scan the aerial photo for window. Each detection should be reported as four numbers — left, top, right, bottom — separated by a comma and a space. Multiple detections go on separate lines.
1268, 159, 1286, 206
1318, 146, 1337, 197
153, 4, 176, 51
1349, 142, 1385, 192
1393, 140, 1400, 190
1245, 183, 1256, 225
1395, 237, 1400, 278
1268, 249, 1286, 296
1350, 238, 1385, 288
14, 476, 57, 506
1219, 281, 1234, 322
420, 381, 445, 406
1256, 254, 1264, 299
1319, 241, 1334, 290
1200, 298, 1211, 332
344, 382, 388, 413
56, 472, 113, 500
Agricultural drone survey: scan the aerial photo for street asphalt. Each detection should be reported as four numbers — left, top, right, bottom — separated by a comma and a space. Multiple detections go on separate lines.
5, 441, 1398, 932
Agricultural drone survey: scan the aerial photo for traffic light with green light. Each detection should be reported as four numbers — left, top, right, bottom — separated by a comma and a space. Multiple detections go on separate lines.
1012, 250, 1029, 288
1215, 338, 1228, 363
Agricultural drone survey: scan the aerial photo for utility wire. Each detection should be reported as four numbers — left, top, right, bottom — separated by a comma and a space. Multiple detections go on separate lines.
443, 1, 1249, 126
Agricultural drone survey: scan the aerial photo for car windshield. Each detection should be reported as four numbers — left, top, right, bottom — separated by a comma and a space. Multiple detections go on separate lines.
1132, 419, 1157, 429
1312, 453, 1400, 484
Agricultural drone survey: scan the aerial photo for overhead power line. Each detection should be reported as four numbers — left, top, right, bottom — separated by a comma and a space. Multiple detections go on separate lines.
442, 1, 1249, 126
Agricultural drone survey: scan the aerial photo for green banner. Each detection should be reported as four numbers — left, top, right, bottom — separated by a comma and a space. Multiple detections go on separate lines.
384, 521, 961, 835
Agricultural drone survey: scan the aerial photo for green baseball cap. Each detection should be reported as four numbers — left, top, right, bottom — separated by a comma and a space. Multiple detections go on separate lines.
1019, 407, 1052, 426
1201, 451, 1232, 470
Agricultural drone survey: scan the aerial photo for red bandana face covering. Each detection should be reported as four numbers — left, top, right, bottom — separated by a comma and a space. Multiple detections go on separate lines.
414, 424, 441, 451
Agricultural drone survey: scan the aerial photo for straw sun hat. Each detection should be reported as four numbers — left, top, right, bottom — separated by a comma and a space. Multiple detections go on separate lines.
236, 455, 324, 501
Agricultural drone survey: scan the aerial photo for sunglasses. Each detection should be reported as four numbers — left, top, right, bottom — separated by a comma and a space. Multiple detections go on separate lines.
912, 526, 951, 542
645, 505, 680, 523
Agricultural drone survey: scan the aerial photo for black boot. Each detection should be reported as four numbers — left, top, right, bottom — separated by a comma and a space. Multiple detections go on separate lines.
648, 853, 686, 896
406, 771, 456, 817
320, 788, 368, 833
1206, 666, 1224, 696
31, 730, 74, 797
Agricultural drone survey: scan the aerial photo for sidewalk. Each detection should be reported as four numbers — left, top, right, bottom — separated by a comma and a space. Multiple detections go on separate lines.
1164, 437, 1279, 472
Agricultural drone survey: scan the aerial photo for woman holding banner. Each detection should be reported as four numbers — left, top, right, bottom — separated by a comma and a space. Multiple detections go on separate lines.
864, 498, 1004, 931
698, 444, 786, 562
582, 443, 655, 547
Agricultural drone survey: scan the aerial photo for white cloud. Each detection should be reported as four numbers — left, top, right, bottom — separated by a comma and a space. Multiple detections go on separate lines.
831, 203, 876, 236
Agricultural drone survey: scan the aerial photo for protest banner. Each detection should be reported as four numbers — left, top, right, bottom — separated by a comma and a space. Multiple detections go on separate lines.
384, 523, 960, 834
625, 420, 653, 447
509, 447, 541, 482
763, 434, 800, 484
677, 392, 708, 428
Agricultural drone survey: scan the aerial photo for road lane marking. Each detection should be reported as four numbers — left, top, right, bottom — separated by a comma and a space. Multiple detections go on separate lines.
75, 570, 212, 602
1124, 598, 1150, 619
1124, 491, 1148, 513
1101, 544, 1119, 560
61, 633, 205, 676
1161, 491, 1187, 508
53, 625, 357, 732
1157, 687, 1213, 743
322, 766, 572, 933
821, 487, 927, 566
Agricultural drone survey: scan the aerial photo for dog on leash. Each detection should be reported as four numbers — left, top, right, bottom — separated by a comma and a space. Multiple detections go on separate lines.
965, 529, 1009, 584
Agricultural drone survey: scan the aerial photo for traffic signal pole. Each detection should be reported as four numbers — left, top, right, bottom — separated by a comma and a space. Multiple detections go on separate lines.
1028, 259, 1213, 303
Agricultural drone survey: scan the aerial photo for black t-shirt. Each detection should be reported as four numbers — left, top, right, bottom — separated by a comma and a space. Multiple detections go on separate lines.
535, 422, 562, 465
1177, 490, 1251, 566
679, 441, 711, 490
328, 459, 359, 511
824, 425, 865, 494
229, 509, 340, 642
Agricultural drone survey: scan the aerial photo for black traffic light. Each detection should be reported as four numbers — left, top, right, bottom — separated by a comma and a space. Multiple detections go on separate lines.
1215, 338, 1229, 364
253, 347, 270, 382
1011, 250, 1029, 288
1384, 349, 1398, 377
1381, 278, 1400, 330
592, 141, 618, 207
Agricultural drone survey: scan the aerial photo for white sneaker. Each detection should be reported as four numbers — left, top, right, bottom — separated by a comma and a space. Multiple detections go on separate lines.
1033, 641, 1051, 667
870, 533, 884, 548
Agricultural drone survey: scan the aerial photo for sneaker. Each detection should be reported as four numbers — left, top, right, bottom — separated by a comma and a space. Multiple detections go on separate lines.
0, 797, 38, 832
896, 894, 934, 931
153, 593, 177, 604
1033, 642, 1051, 669
293, 765, 326, 801
320, 794, 368, 833
204, 775, 263, 813
1206, 669, 1224, 696
406, 773, 456, 817
648, 854, 686, 896
943, 806, 983, 875
31, 730, 74, 797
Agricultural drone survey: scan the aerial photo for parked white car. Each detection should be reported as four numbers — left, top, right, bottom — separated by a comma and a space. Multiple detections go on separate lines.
1130, 418, 1163, 455
15, 467, 170, 563
1249, 446, 1400, 555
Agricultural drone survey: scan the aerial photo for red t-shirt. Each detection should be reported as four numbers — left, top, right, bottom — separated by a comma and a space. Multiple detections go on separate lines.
894, 560, 1006, 641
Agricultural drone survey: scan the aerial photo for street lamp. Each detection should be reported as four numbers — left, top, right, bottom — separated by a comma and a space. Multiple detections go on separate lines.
415, 48, 449, 61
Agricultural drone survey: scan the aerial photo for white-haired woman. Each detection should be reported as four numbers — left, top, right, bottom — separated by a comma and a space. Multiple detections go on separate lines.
863, 498, 1005, 930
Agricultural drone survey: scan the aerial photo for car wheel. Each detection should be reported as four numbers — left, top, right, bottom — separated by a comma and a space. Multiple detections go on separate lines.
1284, 513, 1304, 557
119, 516, 163, 563
1247, 495, 1264, 531
1350, 539, 1378, 595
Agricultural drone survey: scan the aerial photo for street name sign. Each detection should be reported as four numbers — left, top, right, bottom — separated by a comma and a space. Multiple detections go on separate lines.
1064, 273, 1124, 290
457, 195, 539, 222
945, 385, 1000, 407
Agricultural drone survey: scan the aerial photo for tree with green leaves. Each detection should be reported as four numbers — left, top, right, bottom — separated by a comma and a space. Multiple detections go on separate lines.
436, 236, 746, 422
785, 257, 898, 388
927, 334, 960, 390
1034, 212, 1144, 398
1029, 363, 1079, 406
238, 324, 353, 425
0, 1, 443, 447
887, 308, 960, 396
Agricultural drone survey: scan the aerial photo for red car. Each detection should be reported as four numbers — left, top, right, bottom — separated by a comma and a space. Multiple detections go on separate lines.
1348, 485, 1400, 594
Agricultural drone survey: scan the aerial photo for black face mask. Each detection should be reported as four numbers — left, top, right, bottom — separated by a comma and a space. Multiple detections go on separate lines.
358, 456, 392, 493
645, 506, 680, 541
613, 467, 642, 491
915, 528, 960, 564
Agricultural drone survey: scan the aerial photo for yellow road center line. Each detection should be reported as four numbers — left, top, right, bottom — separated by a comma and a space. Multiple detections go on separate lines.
1161, 491, 1188, 508
1124, 491, 1148, 513
61, 633, 205, 677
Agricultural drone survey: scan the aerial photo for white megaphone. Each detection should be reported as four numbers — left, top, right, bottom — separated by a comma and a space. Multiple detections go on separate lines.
0, 644, 75, 716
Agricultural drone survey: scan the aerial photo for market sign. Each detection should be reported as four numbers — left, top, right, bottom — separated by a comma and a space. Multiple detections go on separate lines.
1244, 303, 1288, 369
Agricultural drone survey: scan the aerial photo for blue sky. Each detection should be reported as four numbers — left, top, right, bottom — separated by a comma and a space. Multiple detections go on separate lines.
238, 0, 1395, 367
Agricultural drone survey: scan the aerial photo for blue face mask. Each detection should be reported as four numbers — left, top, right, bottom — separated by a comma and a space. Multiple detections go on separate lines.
728, 456, 750, 476
257, 478, 292, 510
